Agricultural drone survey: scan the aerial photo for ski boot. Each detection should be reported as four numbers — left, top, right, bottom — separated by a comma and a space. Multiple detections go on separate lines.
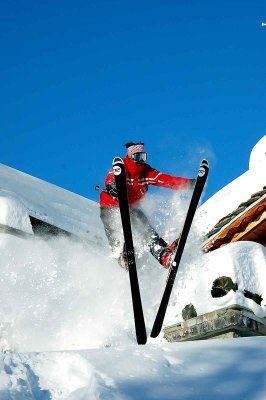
159, 238, 179, 269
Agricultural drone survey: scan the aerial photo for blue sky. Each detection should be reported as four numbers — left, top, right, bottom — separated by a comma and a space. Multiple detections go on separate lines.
0, 0, 265, 204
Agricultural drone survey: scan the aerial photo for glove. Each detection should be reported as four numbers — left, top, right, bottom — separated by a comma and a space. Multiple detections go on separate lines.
188, 178, 196, 189
106, 182, 118, 198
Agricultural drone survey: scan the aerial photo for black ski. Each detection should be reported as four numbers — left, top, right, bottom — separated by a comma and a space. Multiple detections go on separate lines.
150, 159, 209, 338
113, 157, 147, 345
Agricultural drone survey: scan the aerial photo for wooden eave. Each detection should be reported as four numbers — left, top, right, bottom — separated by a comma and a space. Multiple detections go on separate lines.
203, 195, 266, 252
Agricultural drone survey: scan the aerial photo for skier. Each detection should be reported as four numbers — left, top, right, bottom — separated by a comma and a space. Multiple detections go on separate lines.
99, 142, 196, 269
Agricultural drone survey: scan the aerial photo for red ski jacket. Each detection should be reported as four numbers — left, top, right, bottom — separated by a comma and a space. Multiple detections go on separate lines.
100, 157, 190, 207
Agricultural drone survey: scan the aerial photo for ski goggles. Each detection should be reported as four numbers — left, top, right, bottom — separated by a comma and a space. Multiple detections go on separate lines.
131, 152, 148, 162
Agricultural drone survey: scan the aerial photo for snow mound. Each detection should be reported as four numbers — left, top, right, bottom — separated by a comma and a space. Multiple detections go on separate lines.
166, 241, 266, 324
249, 134, 266, 174
0, 195, 33, 234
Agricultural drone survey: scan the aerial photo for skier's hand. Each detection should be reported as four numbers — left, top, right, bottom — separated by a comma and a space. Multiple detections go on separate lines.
106, 182, 118, 197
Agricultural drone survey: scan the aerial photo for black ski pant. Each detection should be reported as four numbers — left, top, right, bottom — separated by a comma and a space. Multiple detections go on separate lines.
100, 206, 167, 262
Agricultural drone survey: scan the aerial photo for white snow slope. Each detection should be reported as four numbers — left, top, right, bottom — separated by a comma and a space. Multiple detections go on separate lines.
0, 136, 265, 399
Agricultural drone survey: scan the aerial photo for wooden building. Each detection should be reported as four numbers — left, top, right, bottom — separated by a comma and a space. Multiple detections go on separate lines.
203, 186, 266, 253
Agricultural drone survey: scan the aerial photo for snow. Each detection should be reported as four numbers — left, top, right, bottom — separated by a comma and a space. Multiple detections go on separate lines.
0, 162, 105, 244
249, 134, 266, 172
0, 195, 33, 234
165, 241, 266, 325
0, 136, 265, 399
198, 134, 266, 234
1, 337, 266, 400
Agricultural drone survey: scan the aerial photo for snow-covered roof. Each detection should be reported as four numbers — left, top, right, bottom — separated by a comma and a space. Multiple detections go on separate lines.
197, 134, 266, 236
0, 162, 105, 245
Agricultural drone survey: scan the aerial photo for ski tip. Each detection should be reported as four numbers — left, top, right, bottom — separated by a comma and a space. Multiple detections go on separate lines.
201, 159, 209, 167
198, 159, 209, 179
112, 157, 123, 166
112, 157, 124, 176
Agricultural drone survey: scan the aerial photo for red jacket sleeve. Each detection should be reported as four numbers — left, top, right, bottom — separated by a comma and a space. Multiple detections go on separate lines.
100, 168, 118, 207
104, 168, 115, 186
145, 165, 190, 190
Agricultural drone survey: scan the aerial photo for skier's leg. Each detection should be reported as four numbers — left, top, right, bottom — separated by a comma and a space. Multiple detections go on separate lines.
130, 208, 168, 262
100, 206, 122, 255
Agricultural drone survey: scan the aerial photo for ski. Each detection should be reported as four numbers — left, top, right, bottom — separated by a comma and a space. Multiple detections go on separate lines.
150, 159, 209, 338
113, 157, 147, 345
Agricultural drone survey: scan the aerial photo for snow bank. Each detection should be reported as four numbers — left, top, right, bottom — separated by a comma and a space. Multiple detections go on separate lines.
0, 195, 33, 234
0, 337, 265, 400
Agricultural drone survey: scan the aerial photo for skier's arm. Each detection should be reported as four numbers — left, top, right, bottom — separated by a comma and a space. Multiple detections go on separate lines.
146, 167, 195, 190
104, 170, 118, 197
104, 168, 115, 187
